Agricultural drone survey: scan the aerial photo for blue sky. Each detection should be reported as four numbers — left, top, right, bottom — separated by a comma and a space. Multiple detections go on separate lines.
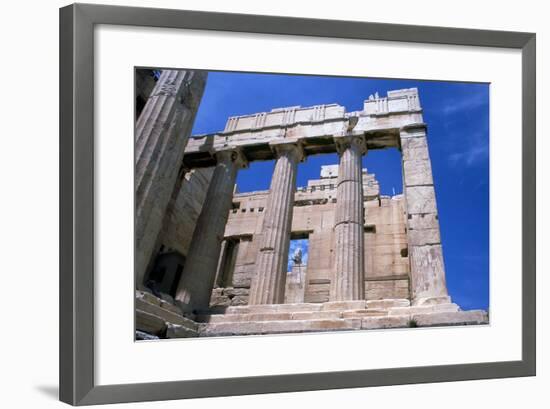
191, 71, 489, 311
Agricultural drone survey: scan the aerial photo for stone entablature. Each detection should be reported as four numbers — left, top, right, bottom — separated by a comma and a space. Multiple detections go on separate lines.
223, 104, 346, 133
182, 88, 423, 169
219, 88, 421, 135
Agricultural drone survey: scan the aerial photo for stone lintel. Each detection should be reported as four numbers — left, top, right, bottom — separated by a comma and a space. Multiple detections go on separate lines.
400, 122, 427, 135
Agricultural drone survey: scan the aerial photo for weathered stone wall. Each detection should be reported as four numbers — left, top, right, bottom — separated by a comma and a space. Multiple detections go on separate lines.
157, 167, 214, 257
284, 264, 307, 303
364, 195, 410, 300
143, 167, 214, 295
210, 167, 410, 307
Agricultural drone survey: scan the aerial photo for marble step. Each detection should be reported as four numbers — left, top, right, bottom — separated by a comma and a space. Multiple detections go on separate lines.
197, 308, 389, 324
387, 303, 461, 316
197, 310, 489, 337
199, 318, 363, 336
411, 310, 489, 327
222, 299, 413, 315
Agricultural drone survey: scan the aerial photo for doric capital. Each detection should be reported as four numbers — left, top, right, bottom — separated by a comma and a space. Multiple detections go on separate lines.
214, 147, 248, 169
333, 134, 367, 155
269, 140, 305, 162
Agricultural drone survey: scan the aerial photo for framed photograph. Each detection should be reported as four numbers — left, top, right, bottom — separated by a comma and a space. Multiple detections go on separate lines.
59, 3, 536, 405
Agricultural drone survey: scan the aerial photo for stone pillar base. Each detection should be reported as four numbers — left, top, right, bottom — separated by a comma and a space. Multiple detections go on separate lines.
412, 296, 452, 306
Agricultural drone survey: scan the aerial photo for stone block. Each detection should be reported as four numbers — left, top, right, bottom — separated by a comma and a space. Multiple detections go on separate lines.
210, 295, 231, 307
199, 318, 362, 336
159, 292, 176, 305
409, 244, 448, 299
291, 311, 344, 320
408, 228, 441, 246
159, 299, 183, 315
211, 288, 224, 297
230, 296, 249, 306
388, 303, 459, 316
201, 312, 293, 323
401, 136, 429, 161
342, 309, 388, 318
224, 287, 249, 297
413, 296, 452, 306
308, 279, 331, 285
198, 310, 345, 324
136, 290, 161, 306
405, 186, 437, 214
412, 310, 489, 327
231, 277, 252, 288
365, 281, 410, 301
136, 297, 198, 330
361, 315, 411, 330
226, 303, 322, 315
366, 299, 410, 309
135, 330, 161, 341
304, 293, 330, 303
408, 213, 439, 230
403, 159, 433, 186
136, 309, 166, 335
321, 300, 367, 311
399, 127, 426, 139
166, 323, 199, 338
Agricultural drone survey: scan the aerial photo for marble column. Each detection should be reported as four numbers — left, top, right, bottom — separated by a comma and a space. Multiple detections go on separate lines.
135, 69, 207, 289
400, 125, 449, 305
331, 135, 367, 301
249, 142, 304, 305
175, 149, 247, 312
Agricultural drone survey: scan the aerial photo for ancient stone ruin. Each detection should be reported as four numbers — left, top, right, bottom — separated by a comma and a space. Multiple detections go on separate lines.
134, 69, 488, 340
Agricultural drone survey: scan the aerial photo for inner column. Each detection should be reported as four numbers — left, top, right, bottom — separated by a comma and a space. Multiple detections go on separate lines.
331, 135, 367, 301
175, 148, 246, 312
249, 142, 303, 305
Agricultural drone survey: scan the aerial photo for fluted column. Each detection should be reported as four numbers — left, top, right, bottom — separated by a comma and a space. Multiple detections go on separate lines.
331, 135, 367, 301
249, 142, 304, 305
135, 69, 207, 289
175, 149, 247, 312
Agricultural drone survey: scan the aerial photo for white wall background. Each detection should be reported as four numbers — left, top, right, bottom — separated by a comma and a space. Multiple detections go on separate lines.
0, 0, 546, 408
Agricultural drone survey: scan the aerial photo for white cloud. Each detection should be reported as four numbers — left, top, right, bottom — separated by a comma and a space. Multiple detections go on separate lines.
441, 90, 488, 116
448, 143, 489, 168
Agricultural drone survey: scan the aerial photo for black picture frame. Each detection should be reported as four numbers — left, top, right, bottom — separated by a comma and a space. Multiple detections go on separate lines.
59, 3, 536, 405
